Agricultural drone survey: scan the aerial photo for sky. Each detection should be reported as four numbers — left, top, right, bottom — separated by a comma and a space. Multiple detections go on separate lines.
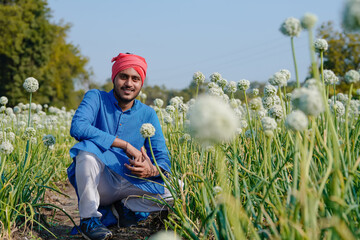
47, 0, 345, 90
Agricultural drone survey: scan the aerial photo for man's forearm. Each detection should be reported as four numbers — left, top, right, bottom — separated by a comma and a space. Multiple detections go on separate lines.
111, 137, 128, 150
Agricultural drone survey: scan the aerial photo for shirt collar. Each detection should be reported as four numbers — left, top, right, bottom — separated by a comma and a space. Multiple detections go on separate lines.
108, 89, 140, 112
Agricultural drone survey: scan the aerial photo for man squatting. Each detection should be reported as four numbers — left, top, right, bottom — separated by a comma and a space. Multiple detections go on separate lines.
67, 53, 172, 240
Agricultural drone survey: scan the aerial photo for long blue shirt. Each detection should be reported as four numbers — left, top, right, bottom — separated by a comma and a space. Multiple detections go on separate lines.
67, 89, 171, 195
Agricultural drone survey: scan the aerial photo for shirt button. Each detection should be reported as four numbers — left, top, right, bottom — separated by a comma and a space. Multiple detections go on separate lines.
119, 123, 122, 126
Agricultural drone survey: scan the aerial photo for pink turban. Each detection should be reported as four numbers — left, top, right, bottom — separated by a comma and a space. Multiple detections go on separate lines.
111, 53, 147, 85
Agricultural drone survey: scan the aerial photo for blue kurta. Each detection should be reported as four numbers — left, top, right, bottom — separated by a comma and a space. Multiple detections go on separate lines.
67, 89, 171, 196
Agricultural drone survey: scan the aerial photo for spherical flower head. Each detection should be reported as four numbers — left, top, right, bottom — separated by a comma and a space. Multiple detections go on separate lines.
43, 134, 56, 147
249, 97, 262, 111
237, 79, 250, 91
140, 123, 156, 138
269, 71, 287, 87
5, 107, 13, 115
344, 69, 360, 84
225, 81, 237, 93
179, 133, 191, 143
186, 95, 239, 144
0, 141, 14, 155
301, 13, 318, 29
291, 87, 324, 117
23, 77, 39, 93
7, 132, 15, 142
303, 78, 319, 90
330, 101, 346, 117
193, 71, 205, 85
208, 82, 218, 89
280, 17, 302, 37
154, 98, 164, 108
239, 120, 248, 129
323, 70, 339, 85
0, 96, 8, 105
356, 89, 360, 96
279, 69, 291, 81
178, 103, 189, 113
269, 105, 284, 121
262, 96, 274, 109
285, 110, 309, 131
217, 78, 228, 89
169, 96, 183, 108
252, 88, 259, 96
210, 72, 222, 83
264, 84, 277, 97
12, 106, 21, 114
163, 114, 173, 124
342, 0, 360, 31
207, 86, 224, 97
23, 127, 36, 139
140, 92, 147, 99
314, 39, 328, 52
336, 93, 348, 104
261, 117, 277, 131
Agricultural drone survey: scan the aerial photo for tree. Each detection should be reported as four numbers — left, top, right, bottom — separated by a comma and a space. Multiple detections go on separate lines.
316, 21, 360, 77
0, 0, 90, 109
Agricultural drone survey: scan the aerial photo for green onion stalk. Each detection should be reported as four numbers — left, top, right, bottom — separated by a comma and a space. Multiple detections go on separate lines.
290, 37, 300, 88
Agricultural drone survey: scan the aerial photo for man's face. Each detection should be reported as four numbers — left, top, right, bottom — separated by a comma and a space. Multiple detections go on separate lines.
113, 68, 142, 105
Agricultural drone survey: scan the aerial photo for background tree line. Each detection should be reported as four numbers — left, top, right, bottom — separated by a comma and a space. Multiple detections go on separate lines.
1, 0, 359, 109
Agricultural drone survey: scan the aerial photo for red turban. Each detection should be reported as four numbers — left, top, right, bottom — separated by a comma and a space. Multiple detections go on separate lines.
111, 53, 147, 85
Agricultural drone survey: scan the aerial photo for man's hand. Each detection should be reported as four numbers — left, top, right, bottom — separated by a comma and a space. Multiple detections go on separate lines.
124, 143, 143, 163
124, 147, 159, 178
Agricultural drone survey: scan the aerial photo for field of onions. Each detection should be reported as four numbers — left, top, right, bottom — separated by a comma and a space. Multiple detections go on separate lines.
0, 13, 360, 240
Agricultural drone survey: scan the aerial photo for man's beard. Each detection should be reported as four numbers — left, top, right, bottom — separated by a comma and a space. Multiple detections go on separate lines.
114, 87, 140, 104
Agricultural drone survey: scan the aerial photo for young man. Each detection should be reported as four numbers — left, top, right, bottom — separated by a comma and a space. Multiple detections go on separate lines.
67, 53, 171, 240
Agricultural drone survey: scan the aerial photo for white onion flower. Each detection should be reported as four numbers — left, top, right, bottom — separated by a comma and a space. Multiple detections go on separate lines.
264, 84, 277, 97
193, 71, 205, 85
23, 77, 39, 93
314, 39, 328, 52
166, 105, 176, 114
13, 106, 21, 114
208, 86, 224, 97
330, 101, 346, 117
261, 117, 277, 131
210, 72, 222, 83
336, 93, 348, 104
43, 134, 56, 147
217, 78, 228, 89
356, 89, 360, 96
280, 17, 302, 37
344, 69, 360, 84
269, 71, 287, 87
0, 96, 8, 105
0, 141, 14, 155
249, 97, 262, 111
0, 106, 5, 112
285, 110, 309, 131
269, 105, 284, 121
170, 96, 183, 108
163, 114, 173, 124
291, 87, 324, 117
301, 13, 318, 29
342, 0, 360, 31
178, 103, 189, 113
239, 120, 248, 129
5, 107, 13, 115
245, 129, 256, 138
154, 99, 164, 108
225, 81, 237, 93
323, 70, 339, 85
237, 79, 250, 91
262, 96, 274, 109
186, 95, 239, 144
140, 123, 156, 138
303, 78, 319, 90
7, 132, 15, 142
252, 88, 259, 96
23, 127, 36, 139
179, 133, 191, 143
279, 69, 291, 81
208, 82, 218, 89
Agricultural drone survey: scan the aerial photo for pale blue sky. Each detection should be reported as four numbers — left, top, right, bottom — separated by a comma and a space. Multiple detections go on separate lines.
48, 0, 344, 89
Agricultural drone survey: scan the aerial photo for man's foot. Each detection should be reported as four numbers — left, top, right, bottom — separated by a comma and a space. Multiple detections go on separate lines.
80, 217, 113, 240
112, 201, 138, 228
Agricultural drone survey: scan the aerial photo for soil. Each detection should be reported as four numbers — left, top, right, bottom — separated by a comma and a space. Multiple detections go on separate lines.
12, 180, 168, 240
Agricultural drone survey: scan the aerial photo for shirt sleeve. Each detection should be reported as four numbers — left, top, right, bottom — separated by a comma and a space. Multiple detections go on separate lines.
144, 109, 171, 174
70, 90, 116, 151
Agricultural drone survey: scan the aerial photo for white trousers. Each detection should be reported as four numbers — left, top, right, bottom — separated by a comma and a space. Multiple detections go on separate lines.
75, 150, 173, 219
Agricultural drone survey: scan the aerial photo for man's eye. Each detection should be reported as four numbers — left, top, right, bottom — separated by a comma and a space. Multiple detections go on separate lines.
119, 74, 128, 80
133, 77, 140, 81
